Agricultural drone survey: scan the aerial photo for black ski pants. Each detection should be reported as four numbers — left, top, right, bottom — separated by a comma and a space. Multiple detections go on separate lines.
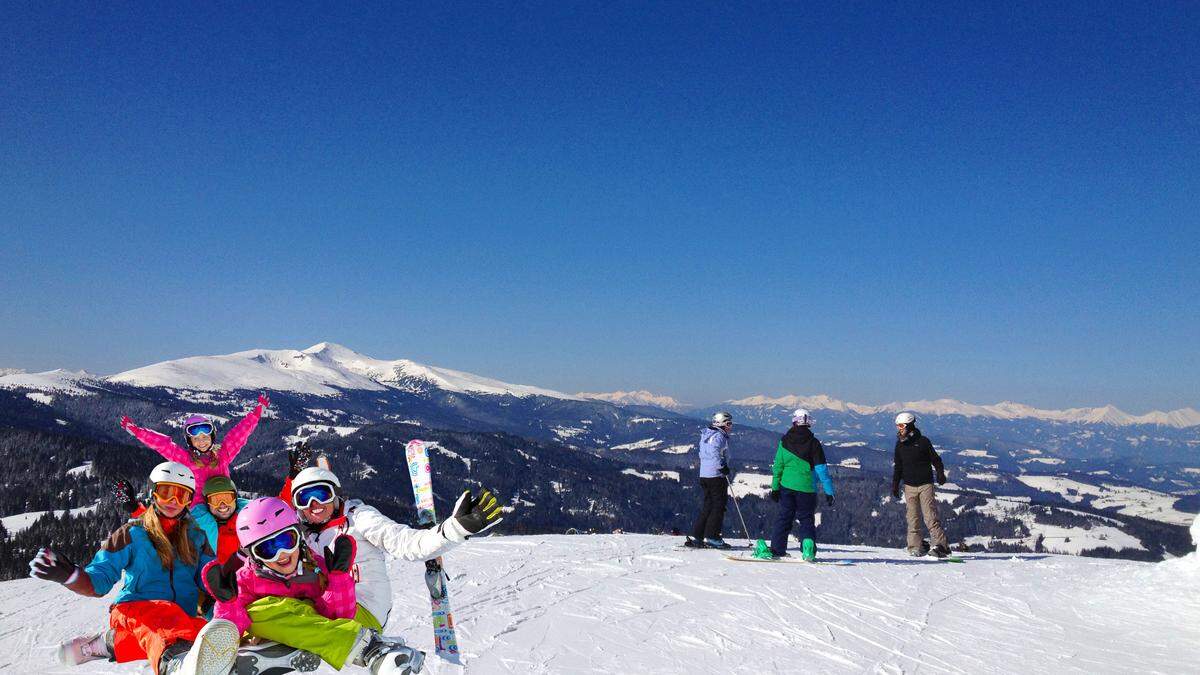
691, 476, 728, 540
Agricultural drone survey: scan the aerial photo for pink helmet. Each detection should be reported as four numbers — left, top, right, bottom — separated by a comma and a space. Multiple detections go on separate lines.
236, 497, 299, 548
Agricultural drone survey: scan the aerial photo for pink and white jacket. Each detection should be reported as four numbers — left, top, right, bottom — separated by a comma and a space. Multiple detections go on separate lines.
203, 548, 357, 635
122, 399, 268, 506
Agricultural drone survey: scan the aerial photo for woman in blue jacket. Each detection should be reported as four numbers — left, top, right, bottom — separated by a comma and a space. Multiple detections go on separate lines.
28, 462, 237, 675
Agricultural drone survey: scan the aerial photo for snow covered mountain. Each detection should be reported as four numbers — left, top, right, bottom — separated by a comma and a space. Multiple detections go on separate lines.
3, 534, 1198, 674
105, 342, 580, 399
724, 393, 1200, 428
576, 390, 687, 411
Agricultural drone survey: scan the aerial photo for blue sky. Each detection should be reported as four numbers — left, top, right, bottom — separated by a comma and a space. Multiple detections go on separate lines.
1, 3, 1197, 411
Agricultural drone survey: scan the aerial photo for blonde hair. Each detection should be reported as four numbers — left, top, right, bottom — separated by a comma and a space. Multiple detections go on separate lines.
140, 506, 197, 569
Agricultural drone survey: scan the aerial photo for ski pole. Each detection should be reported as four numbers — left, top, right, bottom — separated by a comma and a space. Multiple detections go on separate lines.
724, 474, 754, 545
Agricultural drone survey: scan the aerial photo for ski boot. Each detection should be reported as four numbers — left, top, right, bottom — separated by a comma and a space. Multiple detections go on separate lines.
682, 536, 707, 549
352, 630, 425, 675
180, 618, 241, 675
801, 538, 817, 562
159, 641, 193, 675
704, 538, 733, 550
235, 640, 321, 674
931, 543, 952, 559
58, 630, 113, 665
908, 539, 930, 557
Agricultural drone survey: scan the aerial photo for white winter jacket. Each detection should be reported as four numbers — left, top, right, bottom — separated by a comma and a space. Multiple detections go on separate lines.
301, 498, 469, 625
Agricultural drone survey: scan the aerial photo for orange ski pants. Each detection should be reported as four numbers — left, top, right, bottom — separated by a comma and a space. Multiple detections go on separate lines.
110, 600, 208, 674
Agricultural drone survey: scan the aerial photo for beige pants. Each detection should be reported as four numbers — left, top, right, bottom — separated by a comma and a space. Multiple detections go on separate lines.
904, 483, 948, 550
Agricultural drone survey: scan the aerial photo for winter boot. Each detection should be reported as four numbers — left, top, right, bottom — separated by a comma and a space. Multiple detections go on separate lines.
908, 539, 930, 557
351, 630, 425, 675
683, 536, 707, 549
58, 631, 113, 666
801, 538, 817, 562
179, 618, 241, 675
931, 543, 952, 559
704, 538, 733, 550
234, 640, 321, 675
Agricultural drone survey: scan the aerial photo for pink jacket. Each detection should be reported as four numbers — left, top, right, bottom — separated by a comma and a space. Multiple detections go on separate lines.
123, 400, 267, 506
203, 550, 357, 634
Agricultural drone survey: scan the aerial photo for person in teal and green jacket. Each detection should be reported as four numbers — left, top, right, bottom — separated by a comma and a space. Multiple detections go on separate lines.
769, 409, 835, 560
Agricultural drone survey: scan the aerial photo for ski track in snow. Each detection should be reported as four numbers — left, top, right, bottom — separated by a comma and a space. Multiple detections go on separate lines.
2, 534, 1197, 674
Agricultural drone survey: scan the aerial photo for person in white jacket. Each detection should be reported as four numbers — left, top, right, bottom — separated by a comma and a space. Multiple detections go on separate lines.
283, 463, 502, 629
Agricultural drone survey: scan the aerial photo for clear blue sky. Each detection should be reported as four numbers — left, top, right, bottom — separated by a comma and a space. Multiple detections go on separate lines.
1, 3, 1197, 412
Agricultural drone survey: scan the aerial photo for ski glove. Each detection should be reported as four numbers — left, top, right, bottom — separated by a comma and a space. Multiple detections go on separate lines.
29, 547, 77, 584
324, 534, 357, 573
719, 465, 731, 476
825, 494, 835, 507
257, 392, 270, 409
204, 558, 240, 602
112, 477, 139, 514
288, 441, 314, 478
769, 490, 780, 503
451, 488, 504, 535
119, 415, 135, 434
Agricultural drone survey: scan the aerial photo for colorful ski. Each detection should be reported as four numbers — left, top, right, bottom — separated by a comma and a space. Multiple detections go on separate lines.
405, 439, 461, 662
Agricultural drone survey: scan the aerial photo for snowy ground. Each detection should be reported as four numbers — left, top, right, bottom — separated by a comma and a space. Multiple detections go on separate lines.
3, 534, 1198, 674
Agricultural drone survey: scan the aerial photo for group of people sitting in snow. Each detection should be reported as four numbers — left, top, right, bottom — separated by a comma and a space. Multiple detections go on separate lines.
684, 408, 952, 560
27, 393, 503, 675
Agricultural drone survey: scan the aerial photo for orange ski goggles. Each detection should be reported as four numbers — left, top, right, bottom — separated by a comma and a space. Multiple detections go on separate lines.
152, 482, 194, 507
205, 491, 236, 510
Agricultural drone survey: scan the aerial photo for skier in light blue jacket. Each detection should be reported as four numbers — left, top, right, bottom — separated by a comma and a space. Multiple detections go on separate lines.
685, 412, 735, 549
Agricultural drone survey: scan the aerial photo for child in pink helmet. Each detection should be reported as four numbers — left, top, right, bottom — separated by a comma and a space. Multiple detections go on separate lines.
203, 497, 423, 674
119, 393, 270, 507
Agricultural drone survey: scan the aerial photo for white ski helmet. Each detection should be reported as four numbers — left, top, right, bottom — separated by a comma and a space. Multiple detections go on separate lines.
792, 408, 813, 426
292, 466, 341, 492
711, 411, 733, 426
149, 461, 196, 492
894, 412, 916, 426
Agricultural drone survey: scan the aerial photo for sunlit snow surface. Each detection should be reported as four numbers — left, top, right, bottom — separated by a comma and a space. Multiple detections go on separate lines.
4, 535, 1198, 674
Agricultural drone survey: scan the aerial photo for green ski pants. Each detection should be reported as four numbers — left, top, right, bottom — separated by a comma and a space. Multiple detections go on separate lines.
245, 598, 383, 670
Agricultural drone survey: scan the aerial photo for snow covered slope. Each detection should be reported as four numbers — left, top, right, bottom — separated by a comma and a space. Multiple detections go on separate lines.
106, 342, 579, 399
0, 369, 99, 395
726, 394, 1200, 428
4, 535, 1197, 674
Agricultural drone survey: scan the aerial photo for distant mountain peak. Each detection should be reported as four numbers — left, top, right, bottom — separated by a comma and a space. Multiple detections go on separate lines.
577, 390, 686, 411
105, 343, 580, 400
725, 394, 1200, 429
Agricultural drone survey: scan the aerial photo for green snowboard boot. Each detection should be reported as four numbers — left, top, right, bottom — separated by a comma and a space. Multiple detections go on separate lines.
801, 538, 817, 562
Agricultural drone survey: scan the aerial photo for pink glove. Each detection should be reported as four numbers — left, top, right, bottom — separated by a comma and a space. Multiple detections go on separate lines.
120, 416, 135, 433
257, 393, 270, 409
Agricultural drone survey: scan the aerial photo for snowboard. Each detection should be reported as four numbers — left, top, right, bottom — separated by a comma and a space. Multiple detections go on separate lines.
405, 439, 461, 663
725, 554, 853, 566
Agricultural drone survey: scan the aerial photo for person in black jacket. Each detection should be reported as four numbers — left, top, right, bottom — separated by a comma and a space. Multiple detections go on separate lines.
891, 412, 951, 557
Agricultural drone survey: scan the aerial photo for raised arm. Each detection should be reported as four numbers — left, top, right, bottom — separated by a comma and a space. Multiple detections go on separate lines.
314, 536, 358, 620
218, 393, 270, 463
121, 416, 190, 463
352, 502, 466, 562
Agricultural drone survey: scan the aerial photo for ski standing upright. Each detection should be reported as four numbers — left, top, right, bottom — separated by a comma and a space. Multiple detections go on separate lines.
405, 439, 462, 663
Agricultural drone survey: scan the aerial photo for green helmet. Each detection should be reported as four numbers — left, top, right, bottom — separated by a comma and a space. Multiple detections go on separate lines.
202, 475, 238, 497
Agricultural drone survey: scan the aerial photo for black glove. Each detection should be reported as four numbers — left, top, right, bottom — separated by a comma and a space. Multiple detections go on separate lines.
29, 548, 77, 584
825, 494, 835, 507
769, 490, 780, 502
452, 488, 504, 535
936, 470, 947, 486
112, 477, 139, 514
288, 441, 314, 478
204, 559, 239, 602
324, 535, 356, 573
719, 465, 730, 476
891, 482, 900, 500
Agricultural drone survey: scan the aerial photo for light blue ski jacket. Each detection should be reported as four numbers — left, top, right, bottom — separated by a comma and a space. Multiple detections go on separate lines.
698, 426, 730, 478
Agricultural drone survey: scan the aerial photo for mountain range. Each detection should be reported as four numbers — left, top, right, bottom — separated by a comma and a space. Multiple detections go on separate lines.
2, 342, 1197, 428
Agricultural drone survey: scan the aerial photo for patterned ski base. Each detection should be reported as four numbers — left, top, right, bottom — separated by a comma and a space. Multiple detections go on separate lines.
406, 439, 462, 662
234, 641, 321, 675
725, 554, 853, 566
